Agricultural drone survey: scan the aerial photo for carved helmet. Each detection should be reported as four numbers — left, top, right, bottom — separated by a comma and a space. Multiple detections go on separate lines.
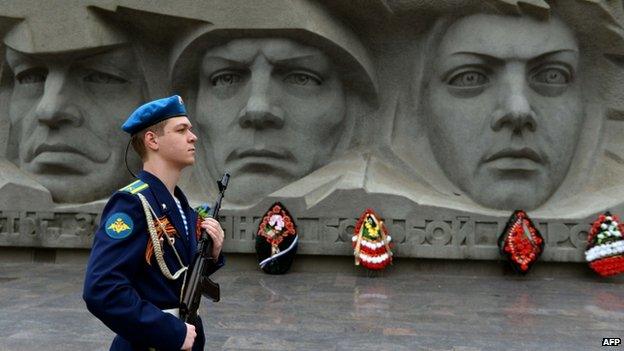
168, 0, 378, 106
1, 7, 127, 54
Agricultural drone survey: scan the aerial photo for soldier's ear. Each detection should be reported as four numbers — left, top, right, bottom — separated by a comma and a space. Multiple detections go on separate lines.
144, 130, 159, 151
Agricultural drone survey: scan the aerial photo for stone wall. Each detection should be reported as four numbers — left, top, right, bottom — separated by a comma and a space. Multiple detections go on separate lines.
1, 0, 623, 261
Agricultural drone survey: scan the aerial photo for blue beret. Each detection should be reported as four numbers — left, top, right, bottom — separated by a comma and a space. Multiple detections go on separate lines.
122, 95, 187, 135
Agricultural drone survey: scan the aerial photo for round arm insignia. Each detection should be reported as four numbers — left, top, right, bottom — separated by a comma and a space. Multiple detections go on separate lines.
105, 212, 134, 239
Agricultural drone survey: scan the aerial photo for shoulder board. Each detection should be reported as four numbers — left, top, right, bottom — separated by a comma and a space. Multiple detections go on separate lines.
119, 179, 149, 194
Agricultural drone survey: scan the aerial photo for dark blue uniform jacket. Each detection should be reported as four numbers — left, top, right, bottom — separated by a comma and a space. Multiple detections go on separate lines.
83, 170, 224, 350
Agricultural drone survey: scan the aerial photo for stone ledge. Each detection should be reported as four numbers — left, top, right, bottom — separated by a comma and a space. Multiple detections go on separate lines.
1, 247, 617, 280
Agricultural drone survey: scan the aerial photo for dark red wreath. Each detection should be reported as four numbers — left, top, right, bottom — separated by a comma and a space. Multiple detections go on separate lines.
497, 210, 544, 273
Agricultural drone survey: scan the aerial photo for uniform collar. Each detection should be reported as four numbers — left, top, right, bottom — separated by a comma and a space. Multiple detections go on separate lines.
138, 170, 174, 201
137, 170, 190, 205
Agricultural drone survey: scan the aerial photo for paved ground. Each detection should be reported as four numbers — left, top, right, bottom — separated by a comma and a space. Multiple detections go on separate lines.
0, 257, 622, 351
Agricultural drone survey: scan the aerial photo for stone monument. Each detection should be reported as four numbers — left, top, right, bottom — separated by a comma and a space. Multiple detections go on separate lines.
0, 0, 623, 263
168, 1, 378, 207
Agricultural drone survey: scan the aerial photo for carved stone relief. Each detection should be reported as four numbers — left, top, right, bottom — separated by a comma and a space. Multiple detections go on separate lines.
423, 13, 583, 210
167, 0, 378, 207
0, 0, 623, 262
0, 3, 144, 204
4, 45, 145, 203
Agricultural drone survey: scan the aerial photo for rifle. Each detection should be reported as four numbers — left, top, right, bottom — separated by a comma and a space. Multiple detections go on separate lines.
179, 172, 230, 323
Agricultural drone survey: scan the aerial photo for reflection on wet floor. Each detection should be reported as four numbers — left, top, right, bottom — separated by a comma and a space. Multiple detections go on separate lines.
0, 261, 621, 351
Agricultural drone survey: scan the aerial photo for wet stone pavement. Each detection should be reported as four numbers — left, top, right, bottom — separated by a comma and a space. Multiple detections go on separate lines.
0, 257, 622, 351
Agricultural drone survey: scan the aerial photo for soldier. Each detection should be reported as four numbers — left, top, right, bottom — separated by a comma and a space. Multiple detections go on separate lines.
83, 95, 225, 351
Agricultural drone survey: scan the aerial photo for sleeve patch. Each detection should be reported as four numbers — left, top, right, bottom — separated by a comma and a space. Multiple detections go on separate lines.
105, 212, 134, 239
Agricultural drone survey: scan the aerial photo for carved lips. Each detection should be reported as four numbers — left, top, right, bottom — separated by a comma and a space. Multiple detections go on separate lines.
226, 146, 295, 169
24, 126, 112, 166
482, 147, 545, 171
27, 140, 111, 166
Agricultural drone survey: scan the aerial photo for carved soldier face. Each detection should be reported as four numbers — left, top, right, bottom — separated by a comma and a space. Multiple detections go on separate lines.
196, 38, 346, 205
425, 14, 583, 210
6, 46, 144, 203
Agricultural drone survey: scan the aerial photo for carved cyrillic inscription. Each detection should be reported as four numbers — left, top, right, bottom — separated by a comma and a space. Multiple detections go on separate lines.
0, 211, 591, 261
0, 211, 98, 248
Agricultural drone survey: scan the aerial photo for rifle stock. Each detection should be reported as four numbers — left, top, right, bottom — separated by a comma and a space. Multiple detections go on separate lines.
179, 172, 229, 323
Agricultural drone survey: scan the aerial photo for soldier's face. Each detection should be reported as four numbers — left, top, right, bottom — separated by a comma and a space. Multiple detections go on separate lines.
425, 14, 583, 210
6, 46, 144, 203
196, 38, 346, 205
153, 116, 197, 169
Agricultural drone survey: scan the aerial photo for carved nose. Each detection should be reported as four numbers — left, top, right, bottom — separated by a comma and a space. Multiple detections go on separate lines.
35, 71, 83, 128
237, 65, 284, 130
490, 69, 536, 133
238, 97, 284, 130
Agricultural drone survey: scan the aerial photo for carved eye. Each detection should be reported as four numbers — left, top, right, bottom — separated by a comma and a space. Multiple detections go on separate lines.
15, 68, 47, 84
283, 71, 322, 86
531, 67, 570, 85
84, 70, 127, 84
529, 65, 573, 97
210, 72, 243, 86
448, 71, 488, 87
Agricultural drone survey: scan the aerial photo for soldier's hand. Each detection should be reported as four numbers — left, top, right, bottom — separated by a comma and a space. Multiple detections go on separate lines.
181, 323, 196, 350
200, 218, 224, 260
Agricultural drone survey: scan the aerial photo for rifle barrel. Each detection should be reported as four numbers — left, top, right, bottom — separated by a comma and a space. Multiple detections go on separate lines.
180, 171, 229, 322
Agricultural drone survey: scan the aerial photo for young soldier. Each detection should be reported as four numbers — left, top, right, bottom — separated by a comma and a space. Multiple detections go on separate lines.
83, 95, 225, 350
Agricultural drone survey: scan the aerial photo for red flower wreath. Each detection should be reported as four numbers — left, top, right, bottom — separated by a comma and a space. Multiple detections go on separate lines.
352, 208, 393, 270
498, 210, 544, 273
258, 203, 296, 249
585, 212, 624, 277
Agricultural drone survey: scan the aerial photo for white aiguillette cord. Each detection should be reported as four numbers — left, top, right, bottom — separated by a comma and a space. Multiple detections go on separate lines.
137, 193, 187, 281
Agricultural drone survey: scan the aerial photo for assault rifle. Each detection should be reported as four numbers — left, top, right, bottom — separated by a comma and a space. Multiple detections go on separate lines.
180, 172, 230, 323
